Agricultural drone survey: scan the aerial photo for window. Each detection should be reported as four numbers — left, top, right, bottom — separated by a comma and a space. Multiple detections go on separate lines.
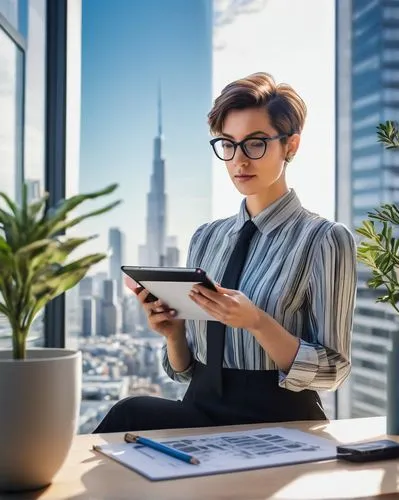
384, 107, 399, 122
353, 154, 380, 171
353, 55, 379, 75
0, 0, 45, 348
383, 7, 399, 20
383, 29, 399, 41
353, 0, 379, 21
383, 49, 399, 62
65, 0, 213, 434
352, 92, 380, 110
353, 134, 380, 150
384, 88, 399, 100
382, 147, 399, 169
382, 70, 399, 83
65, 0, 338, 431
353, 192, 380, 208
353, 176, 380, 189
353, 112, 380, 131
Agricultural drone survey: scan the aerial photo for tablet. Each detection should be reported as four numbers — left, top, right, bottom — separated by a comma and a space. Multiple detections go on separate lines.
121, 266, 217, 321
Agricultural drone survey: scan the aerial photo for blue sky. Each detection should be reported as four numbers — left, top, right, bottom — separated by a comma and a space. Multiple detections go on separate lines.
79, 0, 213, 266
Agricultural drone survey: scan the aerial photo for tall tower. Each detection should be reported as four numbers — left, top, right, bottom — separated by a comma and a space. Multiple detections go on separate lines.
141, 85, 167, 266
336, 0, 399, 418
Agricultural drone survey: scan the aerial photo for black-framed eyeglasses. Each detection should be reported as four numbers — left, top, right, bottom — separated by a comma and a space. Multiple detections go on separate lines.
210, 134, 288, 161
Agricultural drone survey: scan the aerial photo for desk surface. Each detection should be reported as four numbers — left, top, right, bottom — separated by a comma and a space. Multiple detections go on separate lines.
4, 417, 399, 500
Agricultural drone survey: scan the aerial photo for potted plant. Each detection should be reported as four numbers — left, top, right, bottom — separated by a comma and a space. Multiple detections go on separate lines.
356, 120, 399, 434
0, 183, 120, 492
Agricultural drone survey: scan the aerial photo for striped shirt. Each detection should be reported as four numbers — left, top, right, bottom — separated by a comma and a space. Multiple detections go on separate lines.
162, 189, 357, 392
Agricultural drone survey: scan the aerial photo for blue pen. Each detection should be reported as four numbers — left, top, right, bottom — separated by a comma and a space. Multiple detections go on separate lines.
124, 432, 200, 465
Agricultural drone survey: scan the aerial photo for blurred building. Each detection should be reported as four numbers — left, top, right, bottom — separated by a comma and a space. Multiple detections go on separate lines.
79, 276, 94, 297
94, 296, 103, 336
122, 295, 136, 334
336, 0, 399, 418
81, 298, 97, 338
109, 227, 125, 299
101, 279, 121, 336
165, 235, 180, 267
93, 272, 107, 296
26, 179, 41, 203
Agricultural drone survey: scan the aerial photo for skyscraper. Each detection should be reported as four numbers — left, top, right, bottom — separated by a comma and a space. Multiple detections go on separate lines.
81, 298, 97, 338
336, 0, 399, 418
101, 279, 121, 336
139, 87, 167, 267
79, 276, 93, 297
109, 227, 125, 298
165, 235, 180, 267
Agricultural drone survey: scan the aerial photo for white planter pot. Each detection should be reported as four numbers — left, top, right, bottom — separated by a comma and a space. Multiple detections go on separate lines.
0, 348, 82, 492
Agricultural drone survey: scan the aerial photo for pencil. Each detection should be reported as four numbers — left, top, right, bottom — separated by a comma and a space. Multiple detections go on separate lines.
124, 432, 200, 465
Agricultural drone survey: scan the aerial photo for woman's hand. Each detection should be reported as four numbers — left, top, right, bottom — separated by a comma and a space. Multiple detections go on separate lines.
189, 284, 262, 331
125, 277, 185, 340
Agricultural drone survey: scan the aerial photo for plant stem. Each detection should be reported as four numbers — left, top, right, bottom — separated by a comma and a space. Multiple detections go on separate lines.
12, 328, 27, 359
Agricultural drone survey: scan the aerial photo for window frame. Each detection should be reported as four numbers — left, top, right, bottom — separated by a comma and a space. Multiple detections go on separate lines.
43, 0, 68, 348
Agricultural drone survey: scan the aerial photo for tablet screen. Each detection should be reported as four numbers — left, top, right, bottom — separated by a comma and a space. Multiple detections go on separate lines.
121, 266, 217, 321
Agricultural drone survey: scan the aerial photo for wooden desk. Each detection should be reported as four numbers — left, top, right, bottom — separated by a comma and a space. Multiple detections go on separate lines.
4, 417, 399, 500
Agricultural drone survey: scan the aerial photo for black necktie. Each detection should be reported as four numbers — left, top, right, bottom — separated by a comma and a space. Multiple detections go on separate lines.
206, 220, 258, 396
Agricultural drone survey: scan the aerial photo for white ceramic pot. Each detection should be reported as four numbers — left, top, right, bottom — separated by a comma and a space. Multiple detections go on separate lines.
0, 348, 81, 492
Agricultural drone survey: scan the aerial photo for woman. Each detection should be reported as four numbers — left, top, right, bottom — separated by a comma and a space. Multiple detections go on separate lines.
94, 72, 357, 433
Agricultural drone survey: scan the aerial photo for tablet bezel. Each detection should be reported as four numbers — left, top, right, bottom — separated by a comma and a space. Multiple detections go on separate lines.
121, 266, 217, 291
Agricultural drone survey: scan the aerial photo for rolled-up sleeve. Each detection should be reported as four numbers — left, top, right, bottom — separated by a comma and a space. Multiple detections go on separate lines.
161, 344, 194, 383
161, 223, 208, 383
279, 223, 357, 392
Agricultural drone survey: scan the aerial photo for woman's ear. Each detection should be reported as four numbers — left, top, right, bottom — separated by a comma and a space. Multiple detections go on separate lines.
285, 133, 301, 162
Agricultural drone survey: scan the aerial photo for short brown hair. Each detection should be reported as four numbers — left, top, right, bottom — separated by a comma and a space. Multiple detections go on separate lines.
208, 72, 307, 140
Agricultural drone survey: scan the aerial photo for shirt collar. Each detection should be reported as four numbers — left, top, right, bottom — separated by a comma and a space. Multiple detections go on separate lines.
231, 189, 303, 236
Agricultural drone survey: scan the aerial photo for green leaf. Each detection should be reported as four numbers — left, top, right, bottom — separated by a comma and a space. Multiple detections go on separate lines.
356, 227, 373, 239
0, 192, 18, 216
30, 237, 100, 277
41, 183, 119, 236
0, 302, 9, 318
54, 253, 107, 275
0, 251, 14, 272
0, 235, 11, 253
15, 239, 54, 256
28, 192, 49, 219
25, 267, 91, 328
376, 121, 399, 148
48, 200, 122, 236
